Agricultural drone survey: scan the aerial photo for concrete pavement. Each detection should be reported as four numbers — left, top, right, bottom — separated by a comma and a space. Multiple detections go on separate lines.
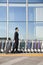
0, 53, 43, 65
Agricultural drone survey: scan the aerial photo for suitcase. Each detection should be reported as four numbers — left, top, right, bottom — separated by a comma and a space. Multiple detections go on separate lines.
20, 40, 25, 52
27, 41, 32, 52
6, 41, 12, 53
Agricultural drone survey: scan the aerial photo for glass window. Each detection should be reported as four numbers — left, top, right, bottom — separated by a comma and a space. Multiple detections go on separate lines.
0, 22, 6, 37
0, 6, 7, 37
8, 7, 26, 40
8, 7, 26, 21
28, 0, 43, 3
28, 7, 43, 40
9, 0, 26, 3
28, 22, 36, 40
28, 7, 36, 21
35, 22, 43, 40
0, 0, 7, 3
28, 7, 36, 40
8, 22, 26, 40
9, 0, 43, 3
36, 22, 43, 26
0, 7, 7, 21
36, 26, 43, 40
36, 8, 43, 21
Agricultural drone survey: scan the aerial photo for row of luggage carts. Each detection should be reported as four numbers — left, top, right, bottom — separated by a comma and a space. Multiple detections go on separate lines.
0, 40, 43, 53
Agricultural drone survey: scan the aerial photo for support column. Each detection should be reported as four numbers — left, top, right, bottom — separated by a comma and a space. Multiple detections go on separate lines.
7, 0, 8, 40
26, 0, 28, 40
25, 0, 28, 52
4, 0, 9, 51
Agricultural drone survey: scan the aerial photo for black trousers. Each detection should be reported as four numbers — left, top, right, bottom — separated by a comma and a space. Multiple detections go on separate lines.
12, 42, 18, 52
16, 43, 18, 51
12, 40, 19, 52
15, 40, 19, 52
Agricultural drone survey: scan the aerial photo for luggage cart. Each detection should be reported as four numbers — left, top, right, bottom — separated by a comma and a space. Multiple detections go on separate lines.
37, 41, 41, 53
31, 41, 34, 53
41, 41, 43, 53
33, 41, 37, 53
6, 40, 12, 53
1, 41, 5, 53
20, 40, 25, 53
27, 40, 32, 53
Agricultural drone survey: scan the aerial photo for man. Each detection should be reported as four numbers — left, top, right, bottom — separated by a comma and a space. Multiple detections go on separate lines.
14, 27, 19, 52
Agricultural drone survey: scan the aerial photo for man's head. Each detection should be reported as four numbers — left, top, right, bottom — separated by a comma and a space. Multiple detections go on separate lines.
15, 27, 19, 32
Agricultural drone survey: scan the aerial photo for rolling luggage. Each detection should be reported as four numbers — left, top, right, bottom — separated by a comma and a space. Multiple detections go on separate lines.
27, 41, 32, 52
20, 40, 25, 52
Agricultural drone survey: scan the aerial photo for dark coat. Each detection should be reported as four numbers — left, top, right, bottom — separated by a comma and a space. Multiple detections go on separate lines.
14, 32, 19, 44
